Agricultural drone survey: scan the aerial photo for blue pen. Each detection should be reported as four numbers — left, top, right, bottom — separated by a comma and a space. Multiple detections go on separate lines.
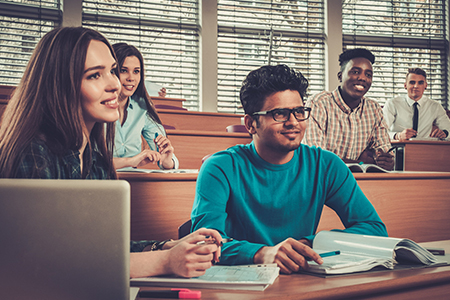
154, 132, 159, 152
320, 250, 340, 258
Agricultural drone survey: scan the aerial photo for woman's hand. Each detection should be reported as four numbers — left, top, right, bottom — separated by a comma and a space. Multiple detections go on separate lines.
113, 150, 161, 170
130, 149, 162, 167
154, 135, 175, 169
164, 228, 222, 278
158, 87, 167, 97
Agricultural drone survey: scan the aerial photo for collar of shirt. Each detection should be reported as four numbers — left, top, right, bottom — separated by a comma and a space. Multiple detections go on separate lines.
405, 94, 429, 108
127, 97, 134, 110
334, 87, 364, 114
60, 145, 101, 178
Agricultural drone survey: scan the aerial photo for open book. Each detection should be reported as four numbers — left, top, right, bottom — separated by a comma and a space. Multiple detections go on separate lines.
130, 265, 280, 291
306, 231, 440, 275
346, 163, 389, 173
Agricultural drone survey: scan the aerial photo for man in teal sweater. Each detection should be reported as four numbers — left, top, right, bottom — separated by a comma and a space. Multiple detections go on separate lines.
191, 64, 388, 274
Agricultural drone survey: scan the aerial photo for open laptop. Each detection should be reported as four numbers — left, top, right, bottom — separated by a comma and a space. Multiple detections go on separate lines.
0, 179, 133, 300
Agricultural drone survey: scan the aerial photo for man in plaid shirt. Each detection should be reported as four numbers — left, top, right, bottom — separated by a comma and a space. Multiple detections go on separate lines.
303, 48, 394, 171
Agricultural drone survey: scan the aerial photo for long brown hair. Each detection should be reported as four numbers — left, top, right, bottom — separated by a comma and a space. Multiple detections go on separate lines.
112, 42, 162, 124
0, 27, 117, 179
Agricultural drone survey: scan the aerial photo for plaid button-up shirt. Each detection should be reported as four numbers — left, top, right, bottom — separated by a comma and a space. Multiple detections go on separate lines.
303, 87, 391, 161
15, 138, 110, 179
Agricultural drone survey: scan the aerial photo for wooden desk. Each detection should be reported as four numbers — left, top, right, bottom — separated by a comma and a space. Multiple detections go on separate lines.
119, 172, 198, 241
166, 130, 252, 169
119, 172, 450, 243
151, 96, 185, 108
391, 140, 450, 172
318, 172, 450, 243
158, 109, 243, 131
136, 240, 450, 300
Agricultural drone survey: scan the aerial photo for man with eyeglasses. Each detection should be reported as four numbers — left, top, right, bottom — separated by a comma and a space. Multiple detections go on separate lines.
303, 48, 394, 170
191, 64, 387, 274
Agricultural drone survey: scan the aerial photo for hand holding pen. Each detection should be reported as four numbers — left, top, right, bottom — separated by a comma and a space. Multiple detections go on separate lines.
164, 228, 224, 278
395, 125, 417, 141
154, 132, 175, 169
196, 236, 233, 246
373, 147, 395, 170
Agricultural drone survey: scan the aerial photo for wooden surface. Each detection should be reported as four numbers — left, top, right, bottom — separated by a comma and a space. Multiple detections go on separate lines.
118, 172, 198, 241
157, 109, 243, 131
119, 171, 450, 243
135, 240, 450, 300
318, 172, 450, 242
165, 129, 252, 169
392, 140, 450, 172
151, 96, 185, 108
0, 84, 15, 100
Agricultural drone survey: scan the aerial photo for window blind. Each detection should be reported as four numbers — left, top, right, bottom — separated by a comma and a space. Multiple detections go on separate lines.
83, 0, 200, 110
0, 0, 61, 85
342, 0, 447, 108
217, 0, 325, 114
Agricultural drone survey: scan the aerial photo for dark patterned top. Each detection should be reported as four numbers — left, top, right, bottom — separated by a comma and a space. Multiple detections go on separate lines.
15, 138, 109, 179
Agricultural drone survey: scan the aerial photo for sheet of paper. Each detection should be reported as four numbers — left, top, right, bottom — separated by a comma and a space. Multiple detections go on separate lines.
129, 287, 140, 300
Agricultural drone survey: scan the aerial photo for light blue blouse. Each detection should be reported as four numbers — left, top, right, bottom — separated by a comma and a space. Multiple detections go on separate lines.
114, 95, 179, 169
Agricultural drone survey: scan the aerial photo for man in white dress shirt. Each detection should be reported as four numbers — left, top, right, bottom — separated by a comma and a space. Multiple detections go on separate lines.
383, 68, 450, 140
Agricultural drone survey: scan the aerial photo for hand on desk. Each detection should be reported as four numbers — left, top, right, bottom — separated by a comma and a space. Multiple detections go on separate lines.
163, 228, 222, 278
396, 128, 417, 141
129, 228, 222, 279
253, 238, 323, 274
430, 127, 447, 139
112, 150, 162, 170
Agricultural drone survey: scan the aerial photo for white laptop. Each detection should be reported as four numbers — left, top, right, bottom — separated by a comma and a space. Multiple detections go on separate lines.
0, 179, 133, 300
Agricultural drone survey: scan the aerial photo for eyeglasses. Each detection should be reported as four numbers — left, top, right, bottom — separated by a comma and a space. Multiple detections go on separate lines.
252, 106, 311, 122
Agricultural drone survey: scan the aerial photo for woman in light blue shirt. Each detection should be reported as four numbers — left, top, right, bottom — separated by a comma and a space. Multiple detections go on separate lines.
112, 43, 178, 170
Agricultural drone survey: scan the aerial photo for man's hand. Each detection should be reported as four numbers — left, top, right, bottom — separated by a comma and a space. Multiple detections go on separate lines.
430, 127, 447, 139
396, 128, 417, 141
374, 149, 395, 170
253, 238, 323, 274
357, 149, 376, 165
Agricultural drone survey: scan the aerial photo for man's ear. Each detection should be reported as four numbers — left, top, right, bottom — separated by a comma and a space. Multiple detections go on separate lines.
337, 71, 342, 82
404, 81, 407, 89
244, 114, 257, 135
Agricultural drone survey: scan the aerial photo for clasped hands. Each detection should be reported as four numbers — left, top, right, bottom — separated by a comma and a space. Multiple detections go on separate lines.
253, 238, 323, 274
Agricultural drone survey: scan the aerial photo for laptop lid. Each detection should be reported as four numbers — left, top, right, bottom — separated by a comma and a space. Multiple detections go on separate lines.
0, 179, 131, 300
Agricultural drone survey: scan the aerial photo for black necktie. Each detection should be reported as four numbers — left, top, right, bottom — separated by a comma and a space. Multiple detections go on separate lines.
412, 102, 419, 135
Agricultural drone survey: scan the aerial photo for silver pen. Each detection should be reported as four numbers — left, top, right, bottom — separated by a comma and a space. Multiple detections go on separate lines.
196, 237, 233, 246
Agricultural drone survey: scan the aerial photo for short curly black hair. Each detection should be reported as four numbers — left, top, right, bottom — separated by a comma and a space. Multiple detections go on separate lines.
239, 64, 309, 115
339, 48, 375, 72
